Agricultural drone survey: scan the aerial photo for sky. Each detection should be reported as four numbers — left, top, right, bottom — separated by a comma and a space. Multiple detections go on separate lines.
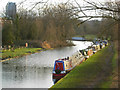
0, 0, 117, 18
0, 0, 108, 11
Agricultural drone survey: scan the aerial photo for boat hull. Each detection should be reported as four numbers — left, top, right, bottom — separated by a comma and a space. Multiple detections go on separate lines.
53, 73, 66, 79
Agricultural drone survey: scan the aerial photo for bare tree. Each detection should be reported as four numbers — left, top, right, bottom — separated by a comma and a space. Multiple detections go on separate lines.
69, 0, 120, 40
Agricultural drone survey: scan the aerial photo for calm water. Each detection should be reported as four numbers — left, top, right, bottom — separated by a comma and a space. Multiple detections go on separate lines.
2, 41, 93, 88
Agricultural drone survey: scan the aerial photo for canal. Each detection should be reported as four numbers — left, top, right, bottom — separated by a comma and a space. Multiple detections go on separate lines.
2, 41, 93, 88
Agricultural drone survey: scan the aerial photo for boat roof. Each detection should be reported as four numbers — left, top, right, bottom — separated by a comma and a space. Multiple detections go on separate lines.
55, 58, 69, 61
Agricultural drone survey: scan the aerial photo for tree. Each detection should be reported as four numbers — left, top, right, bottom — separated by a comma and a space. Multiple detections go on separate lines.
70, 0, 120, 40
2, 22, 15, 45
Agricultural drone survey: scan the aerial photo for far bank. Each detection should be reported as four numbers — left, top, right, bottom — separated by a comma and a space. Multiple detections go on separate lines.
1, 40, 75, 62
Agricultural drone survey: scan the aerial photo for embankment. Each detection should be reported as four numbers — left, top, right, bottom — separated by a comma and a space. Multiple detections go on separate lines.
1, 40, 74, 62
50, 43, 118, 88
1, 48, 43, 62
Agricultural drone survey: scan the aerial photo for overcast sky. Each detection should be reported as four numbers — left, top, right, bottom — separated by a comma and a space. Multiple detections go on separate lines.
0, 0, 117, 18
0, 0, 108, 11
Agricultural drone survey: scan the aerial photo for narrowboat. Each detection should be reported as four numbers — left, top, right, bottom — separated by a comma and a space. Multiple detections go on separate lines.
91, 44, 100, 54
100, 42, 105, 49
52, 51, 85, 83
79, 47, 93, 60
94, 40, 106, 49
79, 49, 89, 59
87, 48, 93, 56
102, 40, 108, 46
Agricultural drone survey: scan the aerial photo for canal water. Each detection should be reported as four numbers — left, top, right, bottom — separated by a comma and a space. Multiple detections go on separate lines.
2, 41, 93, 88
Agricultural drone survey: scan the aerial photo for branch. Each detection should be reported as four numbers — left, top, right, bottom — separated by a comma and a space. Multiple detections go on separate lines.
30, 0, 49, 10
18, 0, 27, 8
74, 0, 87, 16
77, 17, 92, 26
84, 0, 119, 13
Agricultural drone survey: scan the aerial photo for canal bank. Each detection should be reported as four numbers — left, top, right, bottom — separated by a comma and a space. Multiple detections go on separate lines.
1, 40, 74, 62
50, 43, 118, 88
1, 48, 45, 62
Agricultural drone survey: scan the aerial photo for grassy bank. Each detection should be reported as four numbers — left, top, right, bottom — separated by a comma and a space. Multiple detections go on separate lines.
1, 48, 43, 62
50, 44, 116, 88
99, 43, 118, 88
1, 41, 74, 62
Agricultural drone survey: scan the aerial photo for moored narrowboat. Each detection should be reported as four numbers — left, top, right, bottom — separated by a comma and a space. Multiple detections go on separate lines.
52, 51, 85, 83
91, 44, 100, 54
53, 60, 67, 80
102, 40, 108, 46
81, 48, 93, 59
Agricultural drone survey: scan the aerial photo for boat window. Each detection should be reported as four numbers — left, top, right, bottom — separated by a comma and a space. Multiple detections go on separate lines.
55, 62, 64, 71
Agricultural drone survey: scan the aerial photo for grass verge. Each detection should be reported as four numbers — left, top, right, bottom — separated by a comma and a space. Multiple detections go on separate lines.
50, 45, 114, 89
99, 44, 118, 88
1, 48, 43, 62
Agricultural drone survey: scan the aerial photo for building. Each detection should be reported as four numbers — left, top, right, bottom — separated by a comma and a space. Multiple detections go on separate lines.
6, 2, 16, 19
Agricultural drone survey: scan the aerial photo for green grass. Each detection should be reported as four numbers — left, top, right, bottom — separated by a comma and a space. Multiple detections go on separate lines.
84, 35, 97, 40
112, 47, 118, 70
99, 45, 118, 88
1, 48, 42, 60
50, 45, 114, 89
100, 76, 113, 88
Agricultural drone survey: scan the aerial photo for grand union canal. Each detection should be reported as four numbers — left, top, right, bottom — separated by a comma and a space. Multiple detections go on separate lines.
2, 41, 93, 88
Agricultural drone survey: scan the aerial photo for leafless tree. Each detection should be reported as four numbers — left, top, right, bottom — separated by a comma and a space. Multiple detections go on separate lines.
70, 0, 120, 40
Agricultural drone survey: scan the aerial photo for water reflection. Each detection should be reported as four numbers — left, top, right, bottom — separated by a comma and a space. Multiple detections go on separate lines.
2, 41, 93, 88
2, 63, 53, 88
